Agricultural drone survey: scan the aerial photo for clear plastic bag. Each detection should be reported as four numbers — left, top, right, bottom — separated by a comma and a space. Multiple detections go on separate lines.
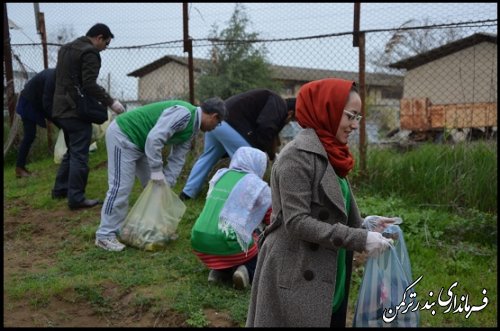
363, 215, 402, 233
363, 216, 412, 281
354, 217, 419, 327
382, 225, 413, 283
119, 181, 186, 251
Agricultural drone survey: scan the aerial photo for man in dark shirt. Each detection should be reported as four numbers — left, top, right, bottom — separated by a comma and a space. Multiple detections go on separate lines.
14, 68, 58, 178
51, 23, 125, 210
180, 88, 295, 200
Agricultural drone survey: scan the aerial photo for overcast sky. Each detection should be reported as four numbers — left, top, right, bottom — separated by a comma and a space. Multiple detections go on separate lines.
5, 2, 497, 100
7, 3, 497, 46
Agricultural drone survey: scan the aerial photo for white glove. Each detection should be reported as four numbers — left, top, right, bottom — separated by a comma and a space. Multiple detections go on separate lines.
150, 171, 166, 185
365, 231, 392, 257
111, 100, 125, 114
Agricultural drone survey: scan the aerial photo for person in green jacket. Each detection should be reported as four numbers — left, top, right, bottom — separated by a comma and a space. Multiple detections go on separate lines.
191, 146, 272, 290
95, 98, 226, 252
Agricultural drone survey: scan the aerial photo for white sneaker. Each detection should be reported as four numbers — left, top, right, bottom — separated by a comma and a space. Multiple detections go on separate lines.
232, 265, 250, 290
95, 237, 125, 252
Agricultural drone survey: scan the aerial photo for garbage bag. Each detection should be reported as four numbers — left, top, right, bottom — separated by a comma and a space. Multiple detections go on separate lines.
353, 219, 419, 327
383, 225, 413, 283
119, 181, 186, 251
54, 129, 67, 164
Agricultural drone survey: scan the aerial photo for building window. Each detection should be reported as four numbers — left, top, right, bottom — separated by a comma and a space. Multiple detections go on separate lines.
381, 88, 403, 99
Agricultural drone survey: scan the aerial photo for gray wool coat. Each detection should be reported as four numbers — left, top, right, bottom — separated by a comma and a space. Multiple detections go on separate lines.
246, 128, 368, 328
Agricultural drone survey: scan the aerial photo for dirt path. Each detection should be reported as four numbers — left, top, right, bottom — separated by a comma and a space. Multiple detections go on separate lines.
3, 200, 236, 327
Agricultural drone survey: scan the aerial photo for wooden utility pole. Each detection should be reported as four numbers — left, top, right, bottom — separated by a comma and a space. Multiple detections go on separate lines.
4, 3, 16, 126
183, 2, 194, 104
353, 2, 367, 176
35, 4, 49, 69
35, 3, 54, 150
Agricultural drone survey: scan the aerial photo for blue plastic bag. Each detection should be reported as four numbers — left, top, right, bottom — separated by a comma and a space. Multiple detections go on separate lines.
353, 219, 419, 327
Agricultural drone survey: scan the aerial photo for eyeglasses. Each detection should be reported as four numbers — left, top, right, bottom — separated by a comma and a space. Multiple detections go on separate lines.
344, 110, 362, 122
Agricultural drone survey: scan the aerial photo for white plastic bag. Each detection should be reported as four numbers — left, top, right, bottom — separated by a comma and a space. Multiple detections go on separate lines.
119, 181, 186, 251
53, 111, 112, 164
92, 110, 113, 140
54, 129, 67, 164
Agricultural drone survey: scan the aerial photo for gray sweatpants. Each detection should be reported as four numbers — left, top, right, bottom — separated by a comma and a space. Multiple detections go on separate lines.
96, 120, 150, 240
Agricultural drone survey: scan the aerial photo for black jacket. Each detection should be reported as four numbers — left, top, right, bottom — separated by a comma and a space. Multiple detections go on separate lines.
52, 36, 113, 119
225, 89, 289, 160
20, 68, 56, 122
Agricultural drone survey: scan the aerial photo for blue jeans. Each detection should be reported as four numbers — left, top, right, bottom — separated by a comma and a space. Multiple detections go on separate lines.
182, 121, 251, 198
52, 117, 93, 206
15, 95, 50, 168
16, 119, 37, 168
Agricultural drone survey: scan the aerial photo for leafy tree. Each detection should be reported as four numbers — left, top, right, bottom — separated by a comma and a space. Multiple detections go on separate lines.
196, 3, 280, 100
48, 25, 76, 67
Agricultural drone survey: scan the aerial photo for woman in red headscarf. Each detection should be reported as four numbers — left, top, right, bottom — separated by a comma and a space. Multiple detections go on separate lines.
246, 78, 392, 327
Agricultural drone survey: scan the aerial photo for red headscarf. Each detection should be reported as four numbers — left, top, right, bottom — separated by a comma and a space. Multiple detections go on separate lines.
295, 78, 355, 177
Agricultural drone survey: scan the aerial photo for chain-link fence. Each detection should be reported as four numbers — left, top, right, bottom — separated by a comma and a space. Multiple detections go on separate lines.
4, 3, 498, 160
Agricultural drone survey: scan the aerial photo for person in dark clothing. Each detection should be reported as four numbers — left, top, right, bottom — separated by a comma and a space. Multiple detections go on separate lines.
51, 23, 125, 210
180, 88, 295, 200
14, 68, 59, 178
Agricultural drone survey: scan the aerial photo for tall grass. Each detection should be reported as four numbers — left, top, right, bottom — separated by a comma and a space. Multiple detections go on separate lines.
5, 118, 496, 214
352, 141, 497, 214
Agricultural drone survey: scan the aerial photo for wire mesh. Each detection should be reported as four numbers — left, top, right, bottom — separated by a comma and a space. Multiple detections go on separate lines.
4, 3, 497, 153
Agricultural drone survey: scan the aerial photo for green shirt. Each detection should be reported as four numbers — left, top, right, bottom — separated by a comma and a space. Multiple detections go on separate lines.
332, 175, 351, 312
191, 170, 254, 255
116, 100, 197, 151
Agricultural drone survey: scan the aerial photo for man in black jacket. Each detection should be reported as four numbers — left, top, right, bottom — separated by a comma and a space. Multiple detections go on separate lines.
180, 88, 295, 200
14, 68, 59, 178
51, 23, 125, 210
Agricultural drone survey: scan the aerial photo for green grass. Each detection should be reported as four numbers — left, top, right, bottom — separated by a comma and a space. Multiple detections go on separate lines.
3, 134, 497, 327
352, 141, 497, 214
